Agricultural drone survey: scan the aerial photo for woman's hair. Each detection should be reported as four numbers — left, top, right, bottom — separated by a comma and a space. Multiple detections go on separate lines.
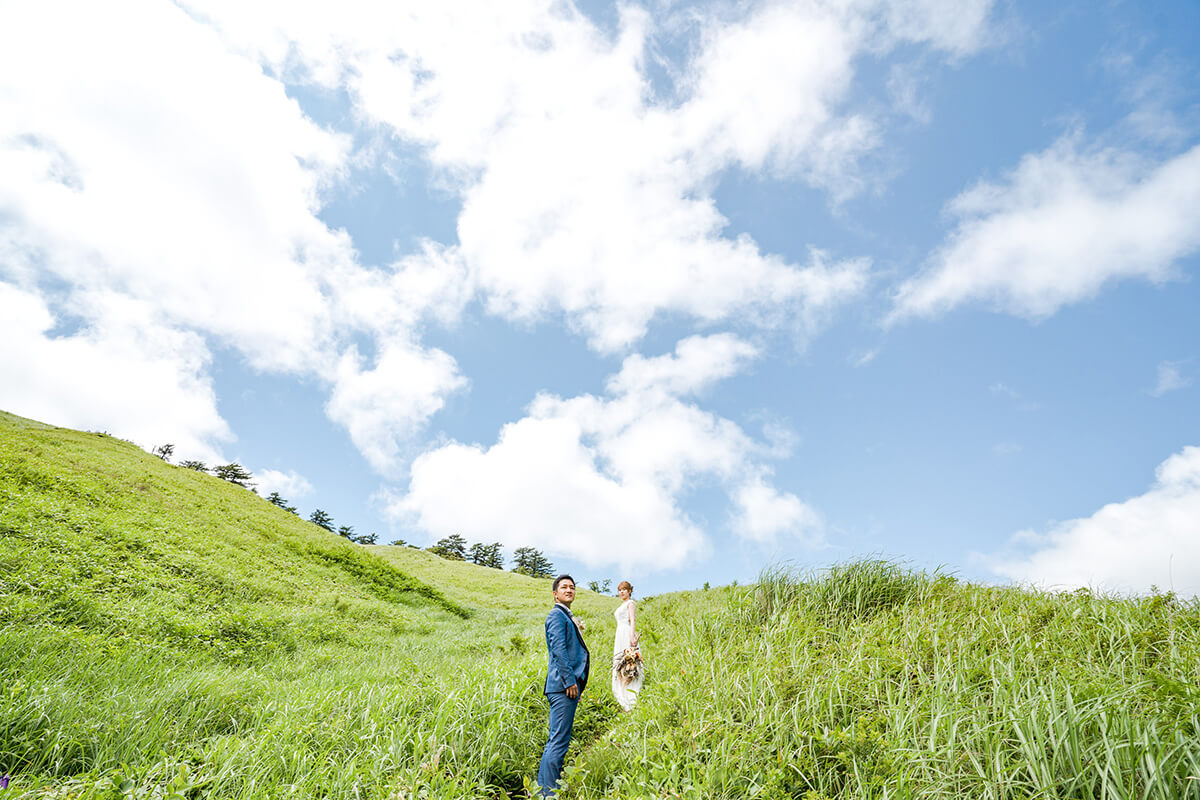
617, 580, 633, 594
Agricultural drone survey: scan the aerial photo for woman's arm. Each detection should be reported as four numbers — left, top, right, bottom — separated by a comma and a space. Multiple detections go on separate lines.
629, 600, 638, 645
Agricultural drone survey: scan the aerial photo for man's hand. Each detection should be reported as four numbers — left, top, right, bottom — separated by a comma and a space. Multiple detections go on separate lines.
565, 684, 579, 700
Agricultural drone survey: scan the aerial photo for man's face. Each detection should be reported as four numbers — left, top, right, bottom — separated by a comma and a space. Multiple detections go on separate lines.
554, 579, 576, 607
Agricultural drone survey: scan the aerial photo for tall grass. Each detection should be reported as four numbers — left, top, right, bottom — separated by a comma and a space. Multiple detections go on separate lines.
6, 410, 1200, 798
569, 565, 1200, 799
0, 411, 621, 798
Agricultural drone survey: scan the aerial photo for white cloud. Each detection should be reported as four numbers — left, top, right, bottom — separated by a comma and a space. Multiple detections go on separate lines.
0, 1, 468, 469
395, 416, 710, 571
890, 137, 1200, 322
448, 8, 873, 351
182, 0, 995, 352
732, 478, 823, 544
850, 347, 880, 367
0, 1, 352, 373
0, 282, 231, 464
327, 241, 474, 336
255, 469, 314, 500
605, 333, 758, 397
887, 62, 932, 124
878, 0, 996, 56
0, 0, 998, 471
391, 334, 817, 570
325, 338, 468, 475
1150, 360, 1191, 397
985, 446, 1200, 595
677, 3, 873, 181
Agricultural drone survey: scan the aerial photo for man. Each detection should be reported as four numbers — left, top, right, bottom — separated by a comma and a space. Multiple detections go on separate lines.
537, 574, 590, 797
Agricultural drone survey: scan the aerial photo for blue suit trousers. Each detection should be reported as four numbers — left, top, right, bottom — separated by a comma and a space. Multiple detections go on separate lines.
537, 690, 578, 797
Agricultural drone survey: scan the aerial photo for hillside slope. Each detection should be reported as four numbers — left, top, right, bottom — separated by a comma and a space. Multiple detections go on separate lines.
0, 410, 618, 799
1, 409, 471, 656
4, 411, 1200, 799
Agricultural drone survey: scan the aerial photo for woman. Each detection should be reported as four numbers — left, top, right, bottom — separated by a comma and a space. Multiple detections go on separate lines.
611, 580, 643, 711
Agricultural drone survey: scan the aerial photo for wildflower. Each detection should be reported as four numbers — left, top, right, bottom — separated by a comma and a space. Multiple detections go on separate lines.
0, 775, 9, 789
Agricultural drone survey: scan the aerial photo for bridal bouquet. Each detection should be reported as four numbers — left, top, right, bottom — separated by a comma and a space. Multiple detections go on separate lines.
614, 646, 643, 684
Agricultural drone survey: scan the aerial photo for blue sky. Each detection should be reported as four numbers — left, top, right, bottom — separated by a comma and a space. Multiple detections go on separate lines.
2, 0, 1198, 596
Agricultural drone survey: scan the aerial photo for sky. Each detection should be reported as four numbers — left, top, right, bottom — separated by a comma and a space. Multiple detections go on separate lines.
2, 0, 1198, 597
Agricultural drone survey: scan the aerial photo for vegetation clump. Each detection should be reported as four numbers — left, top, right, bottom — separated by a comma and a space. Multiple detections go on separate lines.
4, 411, 1200, 798
571, 565, 1200, 799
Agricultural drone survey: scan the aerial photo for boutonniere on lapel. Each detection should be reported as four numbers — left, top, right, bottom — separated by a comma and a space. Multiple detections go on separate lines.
572, 616, 586, 633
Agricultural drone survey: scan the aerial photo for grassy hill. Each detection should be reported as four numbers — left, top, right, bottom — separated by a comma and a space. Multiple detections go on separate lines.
0, 411, 619, 798
3, 410, 1200, 799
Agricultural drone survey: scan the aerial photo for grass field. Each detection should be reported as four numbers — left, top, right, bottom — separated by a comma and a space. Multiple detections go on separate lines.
3, 410, 1199, 798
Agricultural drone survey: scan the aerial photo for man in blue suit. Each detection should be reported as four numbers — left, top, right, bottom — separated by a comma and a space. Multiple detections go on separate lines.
537, 574, 590, 797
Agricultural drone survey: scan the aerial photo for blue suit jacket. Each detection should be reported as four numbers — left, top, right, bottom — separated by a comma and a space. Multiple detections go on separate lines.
544, 604, 590, 695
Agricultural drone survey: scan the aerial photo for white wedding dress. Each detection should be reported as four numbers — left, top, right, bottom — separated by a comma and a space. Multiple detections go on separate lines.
611, 599, 643, 710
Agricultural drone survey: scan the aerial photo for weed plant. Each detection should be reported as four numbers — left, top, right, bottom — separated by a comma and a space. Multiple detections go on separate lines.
0, 412, 619, 798
570, 562, 1200, 799
4, 411, 1199, 798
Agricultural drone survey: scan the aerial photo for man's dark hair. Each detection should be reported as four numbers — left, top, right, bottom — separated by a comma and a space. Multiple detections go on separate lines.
552, 574, 575, 592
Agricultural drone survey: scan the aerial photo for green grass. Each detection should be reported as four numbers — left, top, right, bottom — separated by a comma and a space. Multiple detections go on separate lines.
4, 410, 1200, 798
571, 563, 1200, 799
0, 411, 619, 798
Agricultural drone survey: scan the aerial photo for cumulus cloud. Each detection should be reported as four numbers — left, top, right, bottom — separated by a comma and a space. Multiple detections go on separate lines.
890, 136, 1200, 322
445, 5, 874, 351
325, 338, 468, 475
984, 446, 1200, 595
0, 282, 231, 463
183, 0, 994, 351
605, 333, 758, 397
391, 334, 819, 570
255, 469, 314, 500
0, 1, 352, 372
395, 416, 710, 571
0, 0, 997, 472
732, 477, 823, 544
0, 1, 467, 469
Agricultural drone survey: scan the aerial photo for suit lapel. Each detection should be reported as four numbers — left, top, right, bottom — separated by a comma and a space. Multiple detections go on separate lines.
556, 605, 586, 649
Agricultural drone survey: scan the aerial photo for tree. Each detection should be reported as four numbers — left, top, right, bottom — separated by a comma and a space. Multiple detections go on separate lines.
512, 546, 554, 579
309, 509, 335, 532
179, 460, 208, 472
428, 534, 467, 561
214, 463, 254, 488
355, 532, 378, 545
337, 525, 356, 540
587, 578, 612, 594
266, 492, 298, 514
467, 541, 503, 569
153, 444, 174, 461
390, 538, 408, 547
